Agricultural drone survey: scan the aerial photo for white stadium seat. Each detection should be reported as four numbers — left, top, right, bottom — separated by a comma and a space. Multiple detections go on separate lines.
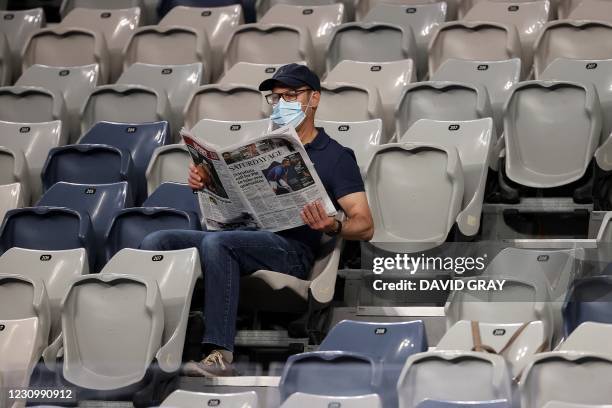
161, 390, 259, 408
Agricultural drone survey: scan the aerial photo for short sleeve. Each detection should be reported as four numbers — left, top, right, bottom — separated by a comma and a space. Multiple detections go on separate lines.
329, 148, 365, 200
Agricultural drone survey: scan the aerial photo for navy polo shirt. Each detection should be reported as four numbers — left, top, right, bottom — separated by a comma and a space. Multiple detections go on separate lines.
278, 127, 365, 256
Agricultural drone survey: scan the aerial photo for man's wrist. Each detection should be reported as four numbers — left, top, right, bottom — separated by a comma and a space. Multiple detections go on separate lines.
325, 219, 342, 236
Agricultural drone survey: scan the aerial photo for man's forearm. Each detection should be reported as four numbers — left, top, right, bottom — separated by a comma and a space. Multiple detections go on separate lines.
338, 215, 374, 241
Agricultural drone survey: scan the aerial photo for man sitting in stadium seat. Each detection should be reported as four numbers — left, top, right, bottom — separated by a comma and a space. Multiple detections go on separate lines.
140, 63, 374, 377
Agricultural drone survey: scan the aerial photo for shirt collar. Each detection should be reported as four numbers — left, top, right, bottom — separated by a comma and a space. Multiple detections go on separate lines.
304, 128, 330, 151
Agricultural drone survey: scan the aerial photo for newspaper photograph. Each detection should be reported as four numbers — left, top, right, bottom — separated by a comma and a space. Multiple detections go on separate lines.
182, 125, 337, 232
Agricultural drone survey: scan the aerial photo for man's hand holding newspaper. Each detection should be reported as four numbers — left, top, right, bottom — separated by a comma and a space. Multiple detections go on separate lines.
183, 125, 337, 232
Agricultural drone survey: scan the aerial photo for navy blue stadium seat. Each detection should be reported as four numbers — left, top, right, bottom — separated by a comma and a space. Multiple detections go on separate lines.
42, 144, 135, 198
143, 182, 202, 228
279, 351, 379, 403
37, 182, 132, 269
563, 276, 612, 336
104, 207, 200, 263
0, 206, 96, 270
78, 121, 171, 205
318, 320, 428, 408
416, 400, 511, 408
158, 0, 256, 23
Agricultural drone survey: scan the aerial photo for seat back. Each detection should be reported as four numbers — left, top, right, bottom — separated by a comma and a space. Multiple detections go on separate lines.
560, 321, 612, 355
22, 27, 110, 83
320, 320, 427, 407
325, 60, 415, 137
261, 4, 345, 74
416, 399, 510, 408
484, 247, 579, 302
317, 82, 383, 124
563, 276, 612, 336
0, 275, 48, 326
366, 143, 464, 253
0, 86, 65, 125
0, 274, 50, 378
400, 118, 494, 236
0, 317, 44, 399
363, 3, 446, 79
533, 21, 612, 78
124, 26, 211, 82
281, 392, 382, 408
118, 63, 203, 139
257, 0, 339, 19
60, 0, 144, 16
0, 247, 87, 341
16, 64, 99, 142
541, 58, 612, 148
104, 207, 200, 263
37, 182, 131, 254
143, 182, 202, 225
80, 84, 170, 135
568, 0, 612, 22
485, 246, 580, 339
61, 274, 164, 390
224, 24, 314, 73
436, 320, 547, 377
160, 390, 258, 408
463, 0, 550, 70
503, 81, 601, 188
326, 22, 416, 73
445, 275, 554, 339
0, 183, 23, 224
431, 59, 520, 134
357, 0, 457, 21
395, 82, 491, 139
78, 121, 171, 204
184, 84, 268, 129
315, 119, 383, 175
220, 61, 294, 87
428, 22, 522, 77
145, 144, 190, 195
42, 144, 133, 193
320, 320, 427, 362
397, 351, 513, 408
279, 351, 378, 402
0, 207, 95, 270
0, 8, 44, 80
520, 352, 612, 408
190, 118, 270, 148
0, 147, 30, 205
101, 248, 199, 372
61, 7, 141, 82
159, 5, 244, 81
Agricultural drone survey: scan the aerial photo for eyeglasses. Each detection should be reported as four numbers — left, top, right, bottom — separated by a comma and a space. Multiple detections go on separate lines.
265, 88, 311, 105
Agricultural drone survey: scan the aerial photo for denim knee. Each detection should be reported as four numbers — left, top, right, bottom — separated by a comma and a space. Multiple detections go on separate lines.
139, 230, 169, 250
199, 232, 233, 261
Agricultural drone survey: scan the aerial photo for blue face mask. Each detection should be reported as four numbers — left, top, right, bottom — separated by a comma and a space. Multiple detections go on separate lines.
270, 94, 312, 129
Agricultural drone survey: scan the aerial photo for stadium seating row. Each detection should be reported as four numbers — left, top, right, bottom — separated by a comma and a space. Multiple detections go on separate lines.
3, 250, 612, 407
3, 2, 612, 86
2, 74, 611, 250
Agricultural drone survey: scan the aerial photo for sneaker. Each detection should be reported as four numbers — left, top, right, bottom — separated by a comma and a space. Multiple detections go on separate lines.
181, 350, 235, 377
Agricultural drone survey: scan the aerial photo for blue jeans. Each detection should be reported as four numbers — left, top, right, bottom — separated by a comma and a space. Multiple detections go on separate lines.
139, 229, 314, 352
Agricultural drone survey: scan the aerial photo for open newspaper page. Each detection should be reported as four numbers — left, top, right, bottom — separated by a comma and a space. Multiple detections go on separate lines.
183, 125, 336, 232
183, 131, 260, 231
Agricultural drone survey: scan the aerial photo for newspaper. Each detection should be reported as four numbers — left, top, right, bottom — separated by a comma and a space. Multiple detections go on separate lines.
182, 125, 337, 232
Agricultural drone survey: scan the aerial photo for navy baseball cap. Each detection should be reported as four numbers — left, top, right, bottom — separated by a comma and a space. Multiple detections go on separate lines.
258, 63, 321, 92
